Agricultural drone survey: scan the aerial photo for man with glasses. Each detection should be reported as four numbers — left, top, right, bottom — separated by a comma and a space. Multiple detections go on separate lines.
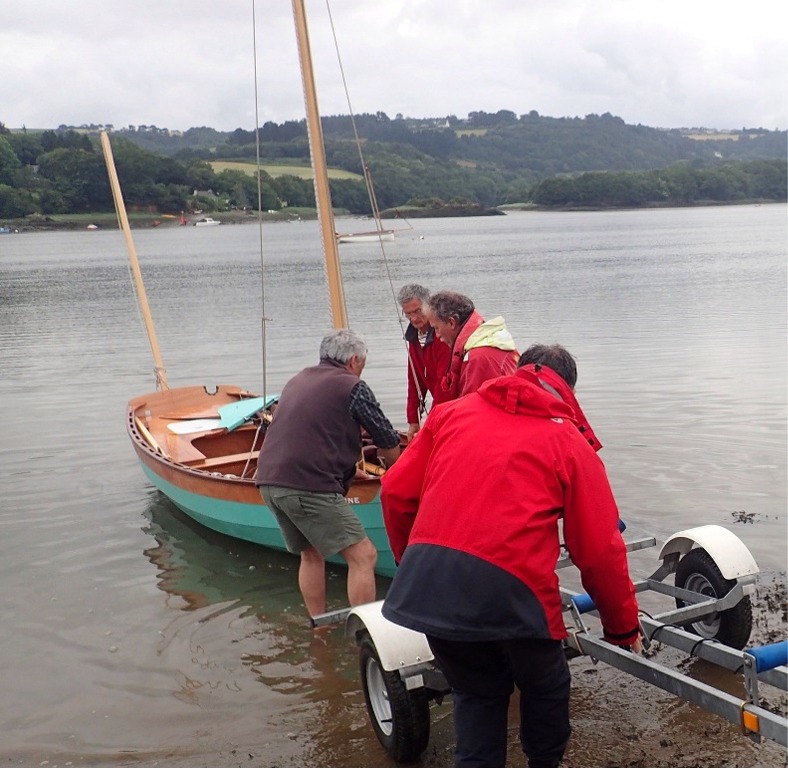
397, 284, 452, 442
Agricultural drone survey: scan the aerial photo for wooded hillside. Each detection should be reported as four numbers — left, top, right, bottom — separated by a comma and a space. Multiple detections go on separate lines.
1, 111, 785, 219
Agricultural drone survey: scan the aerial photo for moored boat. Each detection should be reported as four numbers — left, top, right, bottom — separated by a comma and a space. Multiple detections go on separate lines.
338, 228, 396, 243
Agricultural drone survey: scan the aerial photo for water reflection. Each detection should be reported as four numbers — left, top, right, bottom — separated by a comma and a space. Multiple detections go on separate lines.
142, 492, 301, 613
140, 493, 405, 766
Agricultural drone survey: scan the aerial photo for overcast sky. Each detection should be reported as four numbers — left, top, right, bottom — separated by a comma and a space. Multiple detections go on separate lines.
2, 0, 785, 133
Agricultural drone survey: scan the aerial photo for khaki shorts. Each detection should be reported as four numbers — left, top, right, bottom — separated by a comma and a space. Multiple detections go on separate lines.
259, 484, 366, 558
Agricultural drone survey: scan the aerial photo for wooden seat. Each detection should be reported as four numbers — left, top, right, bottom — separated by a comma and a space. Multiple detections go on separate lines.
188, 450, 260, 470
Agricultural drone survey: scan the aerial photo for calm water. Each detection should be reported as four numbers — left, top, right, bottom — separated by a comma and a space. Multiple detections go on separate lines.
1, 205, 786, 766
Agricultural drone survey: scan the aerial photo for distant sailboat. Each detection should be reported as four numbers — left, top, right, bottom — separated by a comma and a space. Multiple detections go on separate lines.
337, 165, 396, 243
323, 9, 405, 245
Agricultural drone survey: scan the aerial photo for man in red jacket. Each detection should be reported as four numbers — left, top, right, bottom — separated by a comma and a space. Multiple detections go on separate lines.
428, 290, 519, 398
381, 345, 640, 768
397, 284, 452, 442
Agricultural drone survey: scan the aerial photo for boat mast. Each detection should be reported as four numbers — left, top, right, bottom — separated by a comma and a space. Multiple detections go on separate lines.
100, 131, 169, 391
292, 0, 349, 329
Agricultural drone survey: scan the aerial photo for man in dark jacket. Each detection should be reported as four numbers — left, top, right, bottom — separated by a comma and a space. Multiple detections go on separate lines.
397, 283, 452, 442
256, 329, 400, 618
381, 344, 640, 768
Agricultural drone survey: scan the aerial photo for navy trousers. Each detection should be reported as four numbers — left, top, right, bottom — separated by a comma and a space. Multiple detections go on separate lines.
426, 636, 571, 768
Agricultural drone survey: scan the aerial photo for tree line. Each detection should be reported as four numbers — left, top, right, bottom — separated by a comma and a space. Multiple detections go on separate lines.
529, 161, 786, 208
1, 112, 786, 220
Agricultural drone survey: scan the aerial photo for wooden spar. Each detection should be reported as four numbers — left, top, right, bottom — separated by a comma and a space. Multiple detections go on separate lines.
100, 131, 169, 390
292, 0, 349, 330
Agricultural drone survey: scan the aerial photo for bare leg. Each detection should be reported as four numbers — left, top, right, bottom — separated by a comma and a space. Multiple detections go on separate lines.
298, 546, 326, 617
340, 537, 377, 606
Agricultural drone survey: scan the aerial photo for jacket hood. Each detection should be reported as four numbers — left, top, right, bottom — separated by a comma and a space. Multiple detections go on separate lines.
476, 368, 577, 421
478, 363, 603, 451
464, 315, 517, 353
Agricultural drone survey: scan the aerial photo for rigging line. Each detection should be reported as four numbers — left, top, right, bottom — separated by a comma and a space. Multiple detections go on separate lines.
325, 0, 430, 423
323, 0, 380, 230
251, 0, 269, 402
323, 0, 411, 343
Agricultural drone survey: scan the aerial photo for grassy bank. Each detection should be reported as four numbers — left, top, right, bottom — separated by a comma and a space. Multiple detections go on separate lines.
210, 159, 362, 180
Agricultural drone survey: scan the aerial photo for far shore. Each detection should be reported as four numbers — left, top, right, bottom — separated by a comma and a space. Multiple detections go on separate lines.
0, 199, 780, 234
0, 209, 314, 233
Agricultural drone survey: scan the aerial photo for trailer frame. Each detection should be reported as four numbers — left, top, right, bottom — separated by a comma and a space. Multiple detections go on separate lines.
338, 525, 787, 762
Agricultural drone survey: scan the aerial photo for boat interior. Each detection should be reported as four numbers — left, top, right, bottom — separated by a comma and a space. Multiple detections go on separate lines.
129, 384, 392, 479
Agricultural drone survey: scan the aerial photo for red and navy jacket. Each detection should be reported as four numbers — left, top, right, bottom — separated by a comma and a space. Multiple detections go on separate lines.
381, 367, 639, 646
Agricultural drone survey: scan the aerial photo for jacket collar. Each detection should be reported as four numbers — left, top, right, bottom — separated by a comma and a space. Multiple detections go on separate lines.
405, 323, 436, 345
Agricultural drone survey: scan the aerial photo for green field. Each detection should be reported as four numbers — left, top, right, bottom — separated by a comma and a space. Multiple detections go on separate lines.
210, 160, 362, 180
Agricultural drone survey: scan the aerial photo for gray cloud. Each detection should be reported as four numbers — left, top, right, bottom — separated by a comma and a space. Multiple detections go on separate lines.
1, 0, 784, 132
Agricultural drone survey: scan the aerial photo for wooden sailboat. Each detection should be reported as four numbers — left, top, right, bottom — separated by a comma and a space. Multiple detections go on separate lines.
106, 0, 399, 578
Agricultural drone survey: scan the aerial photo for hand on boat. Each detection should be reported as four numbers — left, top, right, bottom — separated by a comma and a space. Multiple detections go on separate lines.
353, 466, 378, 481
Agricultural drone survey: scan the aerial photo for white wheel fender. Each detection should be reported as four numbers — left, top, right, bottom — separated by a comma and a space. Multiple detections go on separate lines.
345, 600, 434, 672
658, 524, 759, 579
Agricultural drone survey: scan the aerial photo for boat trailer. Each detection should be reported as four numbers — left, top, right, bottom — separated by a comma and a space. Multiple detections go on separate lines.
318, 525, 787, 762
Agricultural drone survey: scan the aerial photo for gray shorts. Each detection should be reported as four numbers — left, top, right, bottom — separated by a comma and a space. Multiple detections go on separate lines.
259, 484, 366, 558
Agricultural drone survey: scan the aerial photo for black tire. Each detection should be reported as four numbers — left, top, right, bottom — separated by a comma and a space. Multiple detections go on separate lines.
358, 633, 430, 763
674, 547, 752, 650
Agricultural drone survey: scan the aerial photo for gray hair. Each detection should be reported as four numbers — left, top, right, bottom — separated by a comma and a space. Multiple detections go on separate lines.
397, 283, 431, 306
428, 290, 475, 325
319, 328, 368, 364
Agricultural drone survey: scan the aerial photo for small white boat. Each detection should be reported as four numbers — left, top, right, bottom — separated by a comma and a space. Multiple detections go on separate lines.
194, 217, 221, 227
337, 229, 396, 244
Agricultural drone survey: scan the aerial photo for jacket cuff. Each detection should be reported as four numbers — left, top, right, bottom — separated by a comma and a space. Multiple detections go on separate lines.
603, 625, 640, 646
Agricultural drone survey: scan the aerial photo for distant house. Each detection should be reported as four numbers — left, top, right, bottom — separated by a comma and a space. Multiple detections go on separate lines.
192, 189, 217, 198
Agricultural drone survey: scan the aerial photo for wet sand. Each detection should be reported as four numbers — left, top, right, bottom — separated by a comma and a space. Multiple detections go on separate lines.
18, 582, 783, 768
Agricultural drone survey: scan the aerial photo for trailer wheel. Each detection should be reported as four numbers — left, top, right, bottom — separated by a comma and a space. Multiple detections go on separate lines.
675, 547, 752, 649
358, 632, 430, 763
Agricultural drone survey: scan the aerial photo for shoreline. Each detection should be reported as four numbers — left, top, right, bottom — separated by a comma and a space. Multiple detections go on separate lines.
2, 200, 781, 234
0, 209, 309, 234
